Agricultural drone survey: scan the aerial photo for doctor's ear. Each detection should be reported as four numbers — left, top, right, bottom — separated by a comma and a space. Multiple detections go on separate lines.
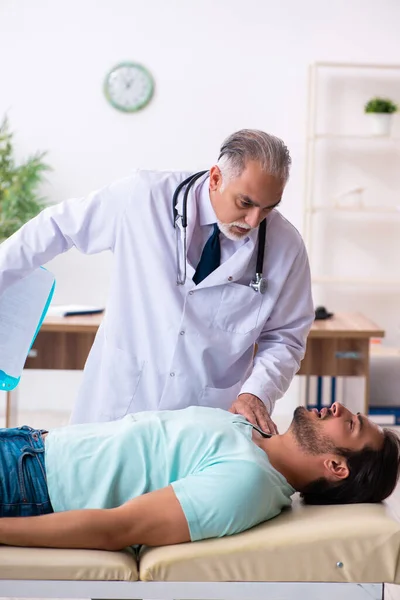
323, 457, 349, 482
209, 165, 223, 192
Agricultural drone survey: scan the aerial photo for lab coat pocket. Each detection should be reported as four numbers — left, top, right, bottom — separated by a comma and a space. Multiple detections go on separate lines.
213, 283, 263, 334
199, 380, 242, 411
99, 345, 144, 420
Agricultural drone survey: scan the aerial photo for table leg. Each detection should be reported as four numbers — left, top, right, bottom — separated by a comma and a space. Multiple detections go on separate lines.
5, 389, 18, 428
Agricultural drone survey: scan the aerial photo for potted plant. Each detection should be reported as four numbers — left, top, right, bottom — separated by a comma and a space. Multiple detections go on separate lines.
0, 117, 50, 242
364, 97, 398, 136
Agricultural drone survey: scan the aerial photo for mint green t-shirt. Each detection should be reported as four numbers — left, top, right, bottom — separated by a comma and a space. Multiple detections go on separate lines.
45, 407, 294, 541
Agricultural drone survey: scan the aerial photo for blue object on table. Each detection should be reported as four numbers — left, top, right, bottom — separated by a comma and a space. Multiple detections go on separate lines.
331, 377, 336, 405
316, 376, 323, 411
369, 406, 400, 425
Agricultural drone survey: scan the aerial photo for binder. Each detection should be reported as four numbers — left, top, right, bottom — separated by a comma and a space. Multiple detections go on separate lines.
368, 406, 400, 426
0, 267, 55, 391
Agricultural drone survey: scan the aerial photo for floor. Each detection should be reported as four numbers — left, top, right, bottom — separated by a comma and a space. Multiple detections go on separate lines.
1, 408, 400, 600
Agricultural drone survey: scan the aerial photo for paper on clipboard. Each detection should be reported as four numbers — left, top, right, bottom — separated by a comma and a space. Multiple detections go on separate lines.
0, 267, 55, 390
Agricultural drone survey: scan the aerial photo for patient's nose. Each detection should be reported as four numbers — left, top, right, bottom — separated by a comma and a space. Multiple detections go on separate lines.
331, 402, 343, 417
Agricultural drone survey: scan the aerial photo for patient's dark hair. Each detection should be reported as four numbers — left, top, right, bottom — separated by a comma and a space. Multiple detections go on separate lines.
301, 429, 400, 505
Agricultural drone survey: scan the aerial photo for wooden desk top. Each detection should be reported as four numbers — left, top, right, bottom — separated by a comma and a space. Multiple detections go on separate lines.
41, 312, 384, 339
310, 312, 384, 339
41, 314, 103, 333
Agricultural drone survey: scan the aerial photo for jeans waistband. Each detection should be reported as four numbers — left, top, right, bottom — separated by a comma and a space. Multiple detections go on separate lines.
0, 425, 53, 517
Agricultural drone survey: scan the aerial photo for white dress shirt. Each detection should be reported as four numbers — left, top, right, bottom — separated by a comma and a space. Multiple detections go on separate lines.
187, 177, 244, 270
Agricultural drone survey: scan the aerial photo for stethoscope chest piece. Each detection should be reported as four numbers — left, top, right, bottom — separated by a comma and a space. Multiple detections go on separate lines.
249, 273, 267, 295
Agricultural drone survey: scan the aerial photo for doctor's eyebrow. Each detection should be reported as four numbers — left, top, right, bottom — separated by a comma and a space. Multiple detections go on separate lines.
237, 194, 281, 210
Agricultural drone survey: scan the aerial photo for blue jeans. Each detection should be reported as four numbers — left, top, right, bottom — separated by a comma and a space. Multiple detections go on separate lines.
0, 425, 53, 517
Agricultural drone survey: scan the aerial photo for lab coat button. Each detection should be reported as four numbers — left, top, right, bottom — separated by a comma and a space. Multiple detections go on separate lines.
180, 330, 185, 335
189, 291, 194, 295
170, 372, 175, 377
228, 276, 233, 281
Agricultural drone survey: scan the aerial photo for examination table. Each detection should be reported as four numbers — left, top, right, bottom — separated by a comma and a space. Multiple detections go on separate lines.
1, 496, 400, 600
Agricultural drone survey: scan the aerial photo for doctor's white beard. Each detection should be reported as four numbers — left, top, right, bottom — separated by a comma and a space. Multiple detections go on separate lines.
218, 221, 252, 241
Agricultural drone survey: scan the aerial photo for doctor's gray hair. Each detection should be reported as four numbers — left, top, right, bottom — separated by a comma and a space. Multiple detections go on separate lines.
217, 129, 291, 189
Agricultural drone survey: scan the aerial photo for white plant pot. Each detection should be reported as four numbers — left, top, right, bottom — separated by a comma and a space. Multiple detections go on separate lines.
367, 113, 393, 136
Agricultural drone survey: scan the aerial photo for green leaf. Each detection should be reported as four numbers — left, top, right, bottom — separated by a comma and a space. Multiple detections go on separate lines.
365, 97, 398, 114
0, 116, 50, 241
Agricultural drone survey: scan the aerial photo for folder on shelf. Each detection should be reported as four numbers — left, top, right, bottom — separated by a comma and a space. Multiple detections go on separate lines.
0, 267, 55, 391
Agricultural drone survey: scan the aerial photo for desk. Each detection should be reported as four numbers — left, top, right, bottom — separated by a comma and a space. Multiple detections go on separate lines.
298, 312, 384, 413
5, 312, 384, 427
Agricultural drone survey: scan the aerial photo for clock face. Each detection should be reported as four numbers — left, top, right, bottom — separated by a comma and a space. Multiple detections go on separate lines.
104, 62, 154, 112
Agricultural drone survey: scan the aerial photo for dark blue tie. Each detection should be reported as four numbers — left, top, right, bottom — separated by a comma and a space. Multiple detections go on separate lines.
193, 223, 221, 285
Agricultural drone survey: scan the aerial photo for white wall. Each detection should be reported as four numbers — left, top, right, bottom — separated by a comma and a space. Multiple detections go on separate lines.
1, 0, 400, 418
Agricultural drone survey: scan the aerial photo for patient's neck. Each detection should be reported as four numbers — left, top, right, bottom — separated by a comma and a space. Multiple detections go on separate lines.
253, 432, 323, 491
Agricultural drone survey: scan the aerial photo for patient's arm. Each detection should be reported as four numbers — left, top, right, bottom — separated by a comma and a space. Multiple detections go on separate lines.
0, 486, 190, 550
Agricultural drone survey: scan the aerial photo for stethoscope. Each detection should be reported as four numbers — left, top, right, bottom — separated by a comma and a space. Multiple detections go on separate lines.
172, 171, 267, 294
234, 419, 272, 438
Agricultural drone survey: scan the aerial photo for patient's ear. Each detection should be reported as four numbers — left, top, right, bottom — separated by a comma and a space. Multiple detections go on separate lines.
323, 457, 349, 481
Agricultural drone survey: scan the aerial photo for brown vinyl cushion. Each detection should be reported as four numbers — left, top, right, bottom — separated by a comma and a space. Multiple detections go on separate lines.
0, 547, 138, 581
139, 497, 400, 583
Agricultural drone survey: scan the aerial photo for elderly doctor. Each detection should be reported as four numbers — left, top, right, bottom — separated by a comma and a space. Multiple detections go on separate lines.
0, 129, 314, 434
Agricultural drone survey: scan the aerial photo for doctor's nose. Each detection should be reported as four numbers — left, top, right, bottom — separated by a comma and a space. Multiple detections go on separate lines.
245, 208, 262, 229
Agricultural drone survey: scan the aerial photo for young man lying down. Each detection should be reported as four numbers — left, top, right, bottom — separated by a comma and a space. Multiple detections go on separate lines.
0, 403, 399, 550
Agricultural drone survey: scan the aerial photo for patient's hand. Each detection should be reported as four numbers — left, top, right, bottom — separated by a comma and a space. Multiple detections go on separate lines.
229, 393, 279, 435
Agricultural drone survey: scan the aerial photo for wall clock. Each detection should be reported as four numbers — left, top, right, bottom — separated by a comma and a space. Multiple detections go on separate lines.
104, 62, 154, 113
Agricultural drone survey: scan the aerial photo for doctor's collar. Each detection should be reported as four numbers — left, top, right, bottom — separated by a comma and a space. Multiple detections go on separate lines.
197, 175, 216, 227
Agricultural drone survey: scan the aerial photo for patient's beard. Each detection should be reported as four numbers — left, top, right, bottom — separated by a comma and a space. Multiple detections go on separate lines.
291, 407, 336, 456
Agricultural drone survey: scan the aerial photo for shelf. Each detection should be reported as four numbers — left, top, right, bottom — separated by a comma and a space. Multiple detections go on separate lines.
306, 206, 400, 214
309, 134, 400, 141
312, 277, 400, 286
315, 62, 400, 70
304, 62, 400, 301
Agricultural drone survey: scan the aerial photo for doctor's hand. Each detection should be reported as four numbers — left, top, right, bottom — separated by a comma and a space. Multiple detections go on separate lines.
228, 393, 279, 435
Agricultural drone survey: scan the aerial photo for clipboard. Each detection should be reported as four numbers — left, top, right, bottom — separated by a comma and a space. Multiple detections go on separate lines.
0, 267, 55, 391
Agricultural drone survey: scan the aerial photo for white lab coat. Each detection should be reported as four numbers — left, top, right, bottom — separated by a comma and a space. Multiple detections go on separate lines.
0, 170, 314, 423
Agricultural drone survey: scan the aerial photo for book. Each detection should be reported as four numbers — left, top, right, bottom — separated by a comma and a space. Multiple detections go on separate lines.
368, 413, 396, 426
305, 376, 344, 410
0, 267, 55, 391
